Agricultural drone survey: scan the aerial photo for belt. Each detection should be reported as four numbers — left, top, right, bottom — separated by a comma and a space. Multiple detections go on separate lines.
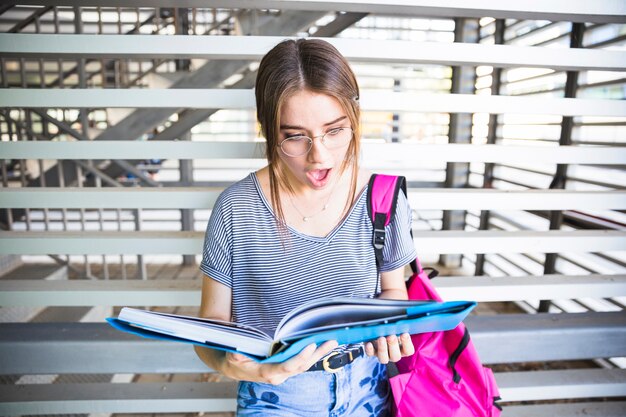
307, 347, 364, 373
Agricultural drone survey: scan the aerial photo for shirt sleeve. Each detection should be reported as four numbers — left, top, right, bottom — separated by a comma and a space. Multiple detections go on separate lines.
199, 192, 234, 288
380, 189, 417, 272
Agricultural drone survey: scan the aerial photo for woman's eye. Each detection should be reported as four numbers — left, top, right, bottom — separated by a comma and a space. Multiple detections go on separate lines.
327, 128, 343, 135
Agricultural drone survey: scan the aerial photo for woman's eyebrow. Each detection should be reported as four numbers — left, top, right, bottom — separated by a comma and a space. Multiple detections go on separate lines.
280, 116, 347, 130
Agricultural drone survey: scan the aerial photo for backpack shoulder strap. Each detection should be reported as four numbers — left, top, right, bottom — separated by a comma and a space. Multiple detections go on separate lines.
366, 174, 407, 270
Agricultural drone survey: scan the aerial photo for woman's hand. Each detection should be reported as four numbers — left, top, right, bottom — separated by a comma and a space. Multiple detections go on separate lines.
220, 340, 338, 385
364, 333, 415, 364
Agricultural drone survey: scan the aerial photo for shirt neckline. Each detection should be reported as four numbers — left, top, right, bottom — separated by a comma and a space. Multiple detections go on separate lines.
250, 172, 368, 243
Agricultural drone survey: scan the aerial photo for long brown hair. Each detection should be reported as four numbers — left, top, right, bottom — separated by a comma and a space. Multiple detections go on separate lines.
255, 38, 361, 228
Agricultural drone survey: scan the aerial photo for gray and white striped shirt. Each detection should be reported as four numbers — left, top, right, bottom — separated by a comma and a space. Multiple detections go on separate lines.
200, 173, 417, 336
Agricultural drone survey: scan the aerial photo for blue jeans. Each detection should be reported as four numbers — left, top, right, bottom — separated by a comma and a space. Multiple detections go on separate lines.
236, 355, 391, 416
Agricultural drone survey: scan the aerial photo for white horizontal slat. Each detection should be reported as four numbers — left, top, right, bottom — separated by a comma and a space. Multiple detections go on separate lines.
0, 275, 623, 306
0, 141, 264, 160
0, 279, 201, 307
0, 89, 254, 109
2, 142, 625, 165
3, 35, 625, 72
0, 369, 624, 415
13, 1, 626, 24
2, 89, 625, 117
496, 369, 626, 402
361, 91, 626, 117
0, 382, 239, 415
2, 188, 625, 210
0, 230, 623, 255
505, 402, 626, 417
406, 189, 626, 210
434, 274, 626, 302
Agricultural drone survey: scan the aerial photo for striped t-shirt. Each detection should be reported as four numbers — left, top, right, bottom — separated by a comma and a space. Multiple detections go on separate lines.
200, 173, 417, 336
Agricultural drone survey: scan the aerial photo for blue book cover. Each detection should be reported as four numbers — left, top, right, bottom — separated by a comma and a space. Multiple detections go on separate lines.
107, 297, 476, 363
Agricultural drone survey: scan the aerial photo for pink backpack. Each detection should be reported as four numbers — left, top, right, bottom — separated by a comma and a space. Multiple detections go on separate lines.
367, 174, 502, 417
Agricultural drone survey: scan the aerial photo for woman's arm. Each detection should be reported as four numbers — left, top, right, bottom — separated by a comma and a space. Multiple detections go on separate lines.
193, 275, 233, 372
193, 275, 337, 384
378, 266, 409, 300
364, 266, 415, 363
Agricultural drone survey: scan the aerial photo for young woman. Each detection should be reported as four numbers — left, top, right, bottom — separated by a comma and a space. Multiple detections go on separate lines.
194, 38, 417, 416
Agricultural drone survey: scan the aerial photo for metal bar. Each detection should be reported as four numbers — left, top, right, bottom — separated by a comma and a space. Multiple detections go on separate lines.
179, 132, 195, 265
87, 7, 107, 280
56, 159, 70, 268
0, 381, 238, 414
29, 108, 90, 141
134, 209, 147, 280
540, 22, 585, 313
3, 89, 625, 117
0, 230, 624, 255
0, 5, 14, 15
497, 369, 626, 402
37, 158, 50, 231
3, 34, 626, 71
505, 21, 562, 44
73, 160, 123, 188
0, 161, 12, 230
2, 142, 625, 164
0, 57, 6, 87
475, 18, 505, 276
3, 188, 624, 210
111, 159, 161, 187
74, 162, 90, 278
117, 207, 127, 280
494, 163, 625, 189
441, 17, 479, 268
7, 6, 53, 33
1, 380, 625, 415
10, 1, 626, 24
16, 59, 33, 231
511, 76, 626, 97
1, 274, 624, 307
588, 33, 626, 49
504, 402, 626, 417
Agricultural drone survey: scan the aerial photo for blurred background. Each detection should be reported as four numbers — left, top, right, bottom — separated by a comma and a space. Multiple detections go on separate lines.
0, 2, 625, 416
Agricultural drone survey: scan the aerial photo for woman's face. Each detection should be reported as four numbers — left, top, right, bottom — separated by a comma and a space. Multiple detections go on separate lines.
277, 90, 352, 192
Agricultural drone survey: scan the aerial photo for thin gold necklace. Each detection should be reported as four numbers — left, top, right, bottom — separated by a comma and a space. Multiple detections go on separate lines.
288, 181, 339, 222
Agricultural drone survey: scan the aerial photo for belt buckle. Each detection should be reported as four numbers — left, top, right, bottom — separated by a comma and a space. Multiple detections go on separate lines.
322, 351, 342, 373
322, 350, 356, 373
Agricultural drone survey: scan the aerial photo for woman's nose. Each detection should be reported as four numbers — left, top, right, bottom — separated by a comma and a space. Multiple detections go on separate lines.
307, 135, 329, 162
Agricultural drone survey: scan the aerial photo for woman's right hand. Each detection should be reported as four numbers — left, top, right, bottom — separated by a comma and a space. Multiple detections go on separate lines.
220, 340, 338, 385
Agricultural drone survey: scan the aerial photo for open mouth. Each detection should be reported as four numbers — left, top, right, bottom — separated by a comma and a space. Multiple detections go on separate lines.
307, 168, 332, 188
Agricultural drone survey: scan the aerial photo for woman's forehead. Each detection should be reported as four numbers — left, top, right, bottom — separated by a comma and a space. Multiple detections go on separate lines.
279, 90, 345, 129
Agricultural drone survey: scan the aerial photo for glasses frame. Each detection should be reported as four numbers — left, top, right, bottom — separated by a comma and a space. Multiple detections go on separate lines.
277, 127, 354, 157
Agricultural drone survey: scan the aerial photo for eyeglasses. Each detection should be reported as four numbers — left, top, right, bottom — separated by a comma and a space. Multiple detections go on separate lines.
278, 127, 353, 157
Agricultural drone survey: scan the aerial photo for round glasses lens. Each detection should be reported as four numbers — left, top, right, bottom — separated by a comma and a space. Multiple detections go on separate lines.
323, 128, 353, 149
281, 136, 311, 157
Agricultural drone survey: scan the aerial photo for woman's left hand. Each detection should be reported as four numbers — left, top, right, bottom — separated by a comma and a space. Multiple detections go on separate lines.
364, 333, 415, 364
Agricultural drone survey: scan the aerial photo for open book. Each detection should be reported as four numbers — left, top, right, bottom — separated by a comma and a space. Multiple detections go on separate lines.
107, 297, 476, 363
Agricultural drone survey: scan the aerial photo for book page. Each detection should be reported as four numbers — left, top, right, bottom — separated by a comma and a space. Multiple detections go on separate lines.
118, 308, 273, 357
274, 298, 432, 340
141, 310, 270, 339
